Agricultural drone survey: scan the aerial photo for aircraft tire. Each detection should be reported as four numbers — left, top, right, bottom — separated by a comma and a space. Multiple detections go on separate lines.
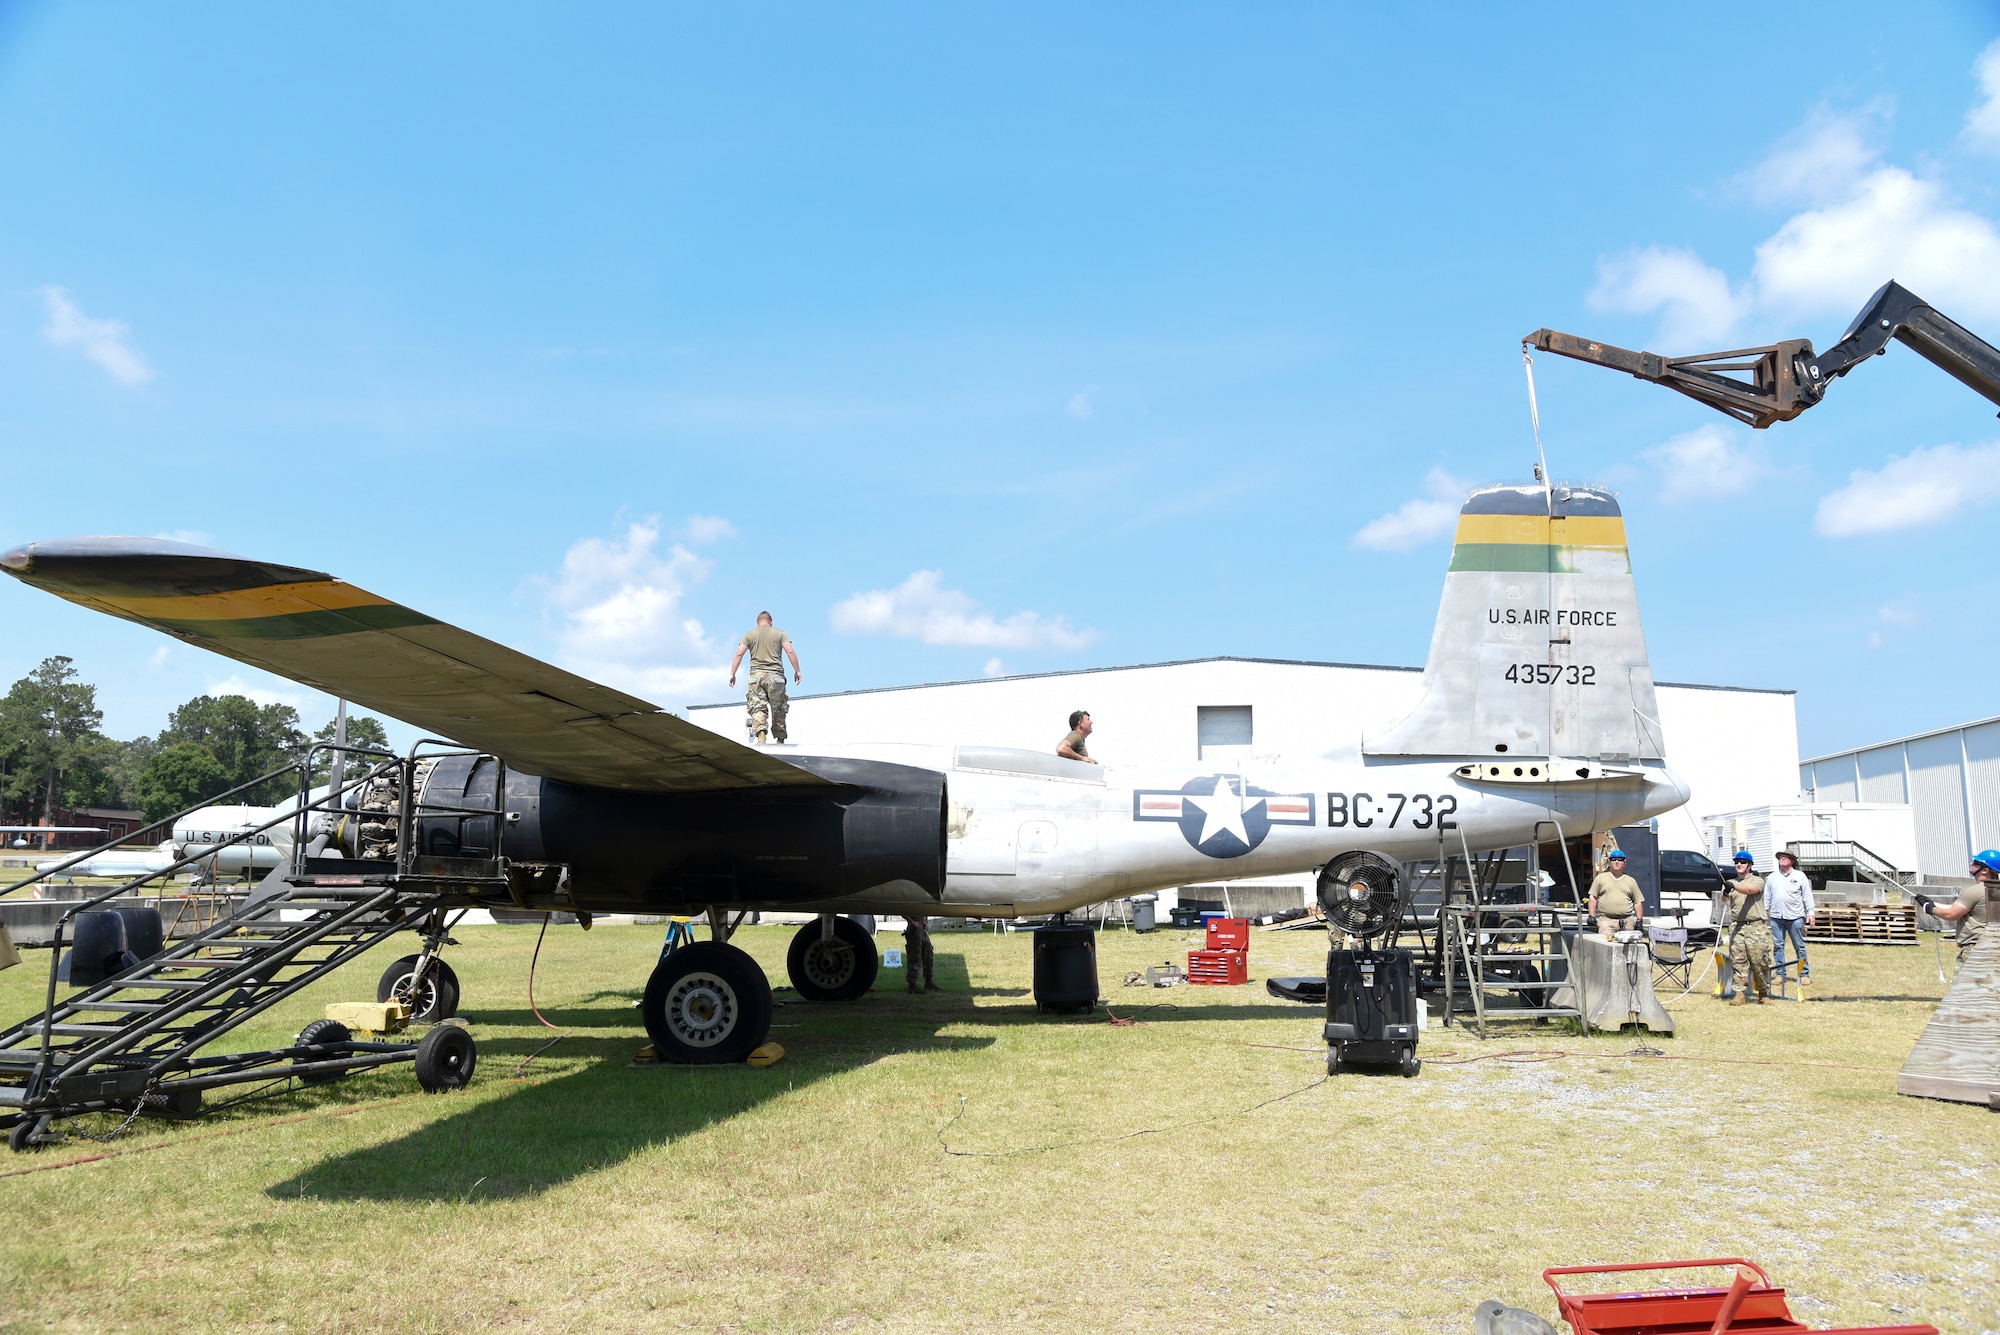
642, 942, 774, 1064
785, 917, 879, 1002
378, 956, 461, 1023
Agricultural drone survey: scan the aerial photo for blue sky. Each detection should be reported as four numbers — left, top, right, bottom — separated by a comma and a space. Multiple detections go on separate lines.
3, 4, 1998, 760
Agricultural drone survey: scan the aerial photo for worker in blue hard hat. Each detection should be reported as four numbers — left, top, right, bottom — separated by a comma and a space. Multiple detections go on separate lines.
1723, 853, 1772, 1005
1587, 848, 1643, 938
1915, 850, 1998, 966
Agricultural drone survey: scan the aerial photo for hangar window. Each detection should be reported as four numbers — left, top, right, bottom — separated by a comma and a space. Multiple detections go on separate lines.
1197, 705, 1253, 761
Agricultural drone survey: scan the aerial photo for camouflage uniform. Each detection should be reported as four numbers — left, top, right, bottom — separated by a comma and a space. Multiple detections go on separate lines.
739, 625, 791, 743
904, 915, 935, 992
1726, 873, 1772, 1002
747, 673, 789, 744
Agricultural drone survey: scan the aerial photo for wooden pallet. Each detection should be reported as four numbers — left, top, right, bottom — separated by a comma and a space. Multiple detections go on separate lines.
1805, 903, 1918, 945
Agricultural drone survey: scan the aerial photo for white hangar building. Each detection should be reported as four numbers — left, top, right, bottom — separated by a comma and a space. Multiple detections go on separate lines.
688, 656, 1800, 862
1801, 715, 2000, 879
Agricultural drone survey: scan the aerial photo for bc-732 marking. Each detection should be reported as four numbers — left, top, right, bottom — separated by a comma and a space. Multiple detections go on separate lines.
1327, 792, 1457, 830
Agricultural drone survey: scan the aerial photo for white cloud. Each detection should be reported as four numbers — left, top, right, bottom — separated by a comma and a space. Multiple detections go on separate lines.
1867, 630, 1885, 650
1589, 247, 1748, 348
1736, 105, 1882, 206
206, 675, 307, 710
535, 517, 728, 701
1066, 385, 1098, 420
681, 515, 738, 545
147, 646, 173, 669
1965, 40, 2000, 154
40, 286, 153, 385
1351, 467, 1467, 551
983, 657, 1006, 678
1814, 441, 2000, 536
1642, 424, 1769, 504
1878, 597, 1920, 629
1752, 166, 2000, 322
830, 571, 1096, 651
1594, 82, 2000, 347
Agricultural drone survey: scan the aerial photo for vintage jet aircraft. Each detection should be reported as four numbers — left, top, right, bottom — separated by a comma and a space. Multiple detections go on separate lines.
1, 481, 1687, 1063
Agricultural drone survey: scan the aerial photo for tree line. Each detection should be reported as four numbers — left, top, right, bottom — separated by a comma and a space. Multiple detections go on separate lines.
0, 656, 390, 828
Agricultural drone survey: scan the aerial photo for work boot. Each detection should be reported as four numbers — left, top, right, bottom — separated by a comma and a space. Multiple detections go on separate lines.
924, 980, 941, 992
755, 729, 769, 744
1729, 992, 1748, 1007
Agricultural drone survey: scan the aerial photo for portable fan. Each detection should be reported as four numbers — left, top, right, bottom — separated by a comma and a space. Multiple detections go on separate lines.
1317, 851, 1402, 941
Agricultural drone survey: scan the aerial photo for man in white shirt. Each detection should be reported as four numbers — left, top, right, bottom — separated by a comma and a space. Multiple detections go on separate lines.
1765, 849, 1817, 990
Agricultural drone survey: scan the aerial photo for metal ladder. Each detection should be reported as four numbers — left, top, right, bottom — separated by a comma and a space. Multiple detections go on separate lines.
1440, 853, 1585, 1038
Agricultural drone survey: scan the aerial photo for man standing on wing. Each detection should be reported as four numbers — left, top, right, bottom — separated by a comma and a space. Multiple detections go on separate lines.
728, 611, 801, 745
1765, 849, 1816, 992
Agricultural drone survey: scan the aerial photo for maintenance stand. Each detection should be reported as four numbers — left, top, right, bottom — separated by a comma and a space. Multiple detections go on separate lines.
0, 741, 512, 1152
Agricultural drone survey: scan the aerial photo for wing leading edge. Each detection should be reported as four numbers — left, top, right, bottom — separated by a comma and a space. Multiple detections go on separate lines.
0, 536, 827, 793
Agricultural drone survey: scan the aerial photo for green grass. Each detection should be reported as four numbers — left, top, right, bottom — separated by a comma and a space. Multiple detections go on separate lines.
0, 922, 1992, 1333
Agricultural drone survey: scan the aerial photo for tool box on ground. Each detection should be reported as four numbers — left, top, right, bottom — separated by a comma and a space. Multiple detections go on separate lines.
1187, 917, 1248, 985
1539, 1257, 1938, 1334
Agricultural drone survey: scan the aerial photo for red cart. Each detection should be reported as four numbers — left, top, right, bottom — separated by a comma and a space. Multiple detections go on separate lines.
1540, 1258, 1938, 1335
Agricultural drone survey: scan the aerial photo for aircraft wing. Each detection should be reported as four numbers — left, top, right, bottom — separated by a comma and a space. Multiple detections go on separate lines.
1, 537, 829, 793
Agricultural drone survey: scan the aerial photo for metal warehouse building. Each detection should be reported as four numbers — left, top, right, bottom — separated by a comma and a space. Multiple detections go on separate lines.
1801, 716, 2000, 879
689, 656, 1800, 856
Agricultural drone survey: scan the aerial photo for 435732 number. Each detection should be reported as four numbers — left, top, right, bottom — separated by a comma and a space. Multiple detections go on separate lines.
1504, 663, 1596, 686
1327, 792, 1457, 830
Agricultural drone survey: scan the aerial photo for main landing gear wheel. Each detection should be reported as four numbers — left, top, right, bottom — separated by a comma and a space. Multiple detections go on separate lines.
642, 941, 774, 1064
378, 955, 461, 1023
785, 917, 879, 1002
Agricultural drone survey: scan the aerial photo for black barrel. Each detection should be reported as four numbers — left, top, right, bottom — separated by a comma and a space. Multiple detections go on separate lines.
60, 911, 130, 988
1032, 923, 1098, 1013
114, 906, 165, 962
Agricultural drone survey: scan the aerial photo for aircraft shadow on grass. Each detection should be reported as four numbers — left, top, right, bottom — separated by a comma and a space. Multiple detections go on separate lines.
266, 953, 1323, 1202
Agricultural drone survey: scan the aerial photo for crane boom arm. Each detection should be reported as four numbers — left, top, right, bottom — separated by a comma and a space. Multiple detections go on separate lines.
1524, 281, 2000, 429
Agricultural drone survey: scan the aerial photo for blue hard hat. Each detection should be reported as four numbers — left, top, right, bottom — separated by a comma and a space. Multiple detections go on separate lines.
1733, 851, 1753, 863
1608, 849, 1626, 859
1973, 849, 2000, 874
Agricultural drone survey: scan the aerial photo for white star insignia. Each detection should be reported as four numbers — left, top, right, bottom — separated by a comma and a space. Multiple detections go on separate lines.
1186, 775, 1264, 850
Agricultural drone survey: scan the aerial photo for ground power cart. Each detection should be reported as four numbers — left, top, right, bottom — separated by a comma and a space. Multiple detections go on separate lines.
1324, 947, 1420, 1076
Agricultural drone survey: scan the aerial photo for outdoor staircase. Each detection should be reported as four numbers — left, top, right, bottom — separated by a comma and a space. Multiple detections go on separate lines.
1785, 839, 1905, 891
0, 874, 443, 1120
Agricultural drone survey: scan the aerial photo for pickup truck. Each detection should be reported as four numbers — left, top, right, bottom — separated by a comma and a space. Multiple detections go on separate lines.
1658, 849, 1729, 939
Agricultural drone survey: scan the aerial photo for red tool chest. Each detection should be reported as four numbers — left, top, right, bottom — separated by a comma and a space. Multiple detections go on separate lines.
1186, 948, 1247, 985
1204, 917, 1250, 951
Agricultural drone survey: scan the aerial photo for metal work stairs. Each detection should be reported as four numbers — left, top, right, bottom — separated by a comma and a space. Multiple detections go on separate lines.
1442, 906, 1585, 1038
0, 875, 442, 1119
1785, 839, 1905, 890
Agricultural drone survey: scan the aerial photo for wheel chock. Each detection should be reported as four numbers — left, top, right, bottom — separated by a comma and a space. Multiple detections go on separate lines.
625, 1041, 786, 1069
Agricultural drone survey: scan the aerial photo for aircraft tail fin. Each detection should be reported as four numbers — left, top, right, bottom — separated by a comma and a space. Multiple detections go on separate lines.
1364, 483, 1664, 762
